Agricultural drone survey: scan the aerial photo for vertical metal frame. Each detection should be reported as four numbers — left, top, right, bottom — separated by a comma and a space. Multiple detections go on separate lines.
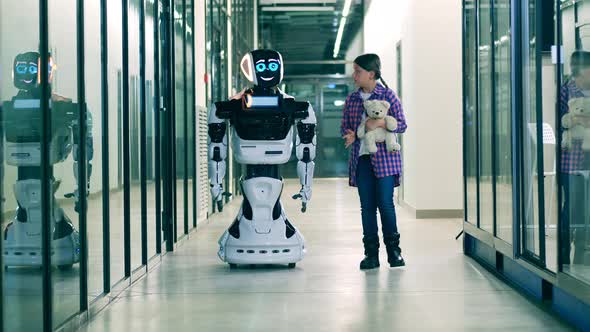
518, 0, 530, 260
140, 0, 149, 265
155, 0, 163, 254
76, 0, 89, 312
39, 0, 53, 330
475, 0, 481, 228
192, 0, 198, 229
462, 0, 471, 226
517, 0, 546, 267
517, 0, 547, 266
0, 100, 3, 331
462, 0, 468, 223
122, 0, 132, 277
183, 0, 189, 235
510, 0, 523, 258
556, 0, 565, 271
162, 0, 175, 252
580, 2, 582, 50
171, 0, 178, 242
490, 0, 498, 237
100, 0, 111, 293
534, 0, 547, 264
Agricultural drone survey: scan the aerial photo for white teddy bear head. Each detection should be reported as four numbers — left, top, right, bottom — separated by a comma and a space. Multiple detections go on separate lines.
568, 97, 590, 117
363, 100, 390, 120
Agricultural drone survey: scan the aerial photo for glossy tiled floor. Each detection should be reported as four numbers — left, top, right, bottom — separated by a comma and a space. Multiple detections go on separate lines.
81, 179, 574, 332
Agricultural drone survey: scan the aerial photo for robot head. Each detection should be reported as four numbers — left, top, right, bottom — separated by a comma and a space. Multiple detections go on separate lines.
13, 51, 54, 91
240, 49, 283, 88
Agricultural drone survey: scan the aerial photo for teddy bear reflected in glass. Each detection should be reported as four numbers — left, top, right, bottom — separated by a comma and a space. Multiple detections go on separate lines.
563, 97, 590, 151
2, 51, 93, 270
356, 99, 400, 154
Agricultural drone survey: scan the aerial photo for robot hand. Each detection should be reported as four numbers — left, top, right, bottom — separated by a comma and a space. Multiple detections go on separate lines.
64, 186, 89, 214
292, 185, 312, 213
211, 184, 232, 212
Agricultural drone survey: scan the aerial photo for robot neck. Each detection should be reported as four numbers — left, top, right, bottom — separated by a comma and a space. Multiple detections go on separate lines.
252, 86, 278, 96
16, 88, 42, 100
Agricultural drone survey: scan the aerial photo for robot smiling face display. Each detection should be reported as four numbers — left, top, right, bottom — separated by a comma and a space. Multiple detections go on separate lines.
240, 49, 284, 89
13, 51, 53, 92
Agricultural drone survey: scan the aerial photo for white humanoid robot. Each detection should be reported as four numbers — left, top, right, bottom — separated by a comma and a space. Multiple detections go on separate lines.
209, 49, 316, 269
2, 52, 93, 270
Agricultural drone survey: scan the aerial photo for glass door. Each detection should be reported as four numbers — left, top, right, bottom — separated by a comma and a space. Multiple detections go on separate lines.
557, 0, 590, 283
520, 0, 559, 271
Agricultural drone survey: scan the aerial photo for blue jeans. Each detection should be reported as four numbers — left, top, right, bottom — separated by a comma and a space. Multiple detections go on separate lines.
356, 155, 398, 238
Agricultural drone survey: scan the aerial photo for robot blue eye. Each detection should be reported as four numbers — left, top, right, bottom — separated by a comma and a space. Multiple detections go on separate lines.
29, 65, 38, 74
15, 64, 27, 74
268, 63, 279, 72
255, 63, 266, 72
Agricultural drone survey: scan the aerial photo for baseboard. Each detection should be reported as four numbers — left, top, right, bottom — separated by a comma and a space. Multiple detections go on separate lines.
399, 200, 463, 219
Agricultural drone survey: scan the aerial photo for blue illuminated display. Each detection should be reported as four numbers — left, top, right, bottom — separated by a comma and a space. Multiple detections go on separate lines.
256, 63, 266, 72
255, 62, 280, 73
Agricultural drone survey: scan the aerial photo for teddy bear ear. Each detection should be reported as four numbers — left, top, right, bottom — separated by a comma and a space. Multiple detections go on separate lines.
568, 98, 582, 106
379, 100, 390, 109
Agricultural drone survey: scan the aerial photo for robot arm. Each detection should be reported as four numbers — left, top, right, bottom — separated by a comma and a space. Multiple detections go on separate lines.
208, 104, 229, 212
293, 103, 316, 213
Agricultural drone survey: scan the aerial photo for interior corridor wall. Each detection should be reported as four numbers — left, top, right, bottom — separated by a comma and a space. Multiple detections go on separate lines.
363, 0, 408, 93
345, 30, 364, 76
196, 0, 207, 108
363, 0, 463, 215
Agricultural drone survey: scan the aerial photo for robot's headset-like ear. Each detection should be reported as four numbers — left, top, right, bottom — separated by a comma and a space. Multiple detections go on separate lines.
278, 52, 284, 82
240, 53, 257, 85
38, 55, 55, 84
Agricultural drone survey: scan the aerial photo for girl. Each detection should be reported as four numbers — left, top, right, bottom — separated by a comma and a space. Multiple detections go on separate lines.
341, 54, 407, 270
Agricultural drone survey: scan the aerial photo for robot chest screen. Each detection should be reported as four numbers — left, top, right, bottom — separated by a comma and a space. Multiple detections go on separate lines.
234, 109, 292, 141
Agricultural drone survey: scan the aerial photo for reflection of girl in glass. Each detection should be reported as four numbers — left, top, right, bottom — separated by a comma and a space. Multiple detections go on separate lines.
559, 50, 590, 265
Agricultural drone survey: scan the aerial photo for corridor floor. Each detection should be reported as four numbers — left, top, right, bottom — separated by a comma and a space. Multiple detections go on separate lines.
81, 179, 574, 332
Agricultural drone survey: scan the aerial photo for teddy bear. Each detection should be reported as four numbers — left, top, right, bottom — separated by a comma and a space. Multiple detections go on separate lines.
357, 99, 401, 154
562, 97, 590, 151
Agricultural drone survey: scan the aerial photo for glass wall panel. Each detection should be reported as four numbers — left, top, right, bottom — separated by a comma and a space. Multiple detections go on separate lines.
522, 0, 543, 258
85, 0, 105, 300
478, 0, 494, 233
465, 0, 478, 225
1, 2, 44, 330
147, 1, 158, 259
494, 0, 513, 243
175, 0, 187, 239
158, 0, 167, 250
521, 0, 558, 270
186, 2, 196, 230
0, 0, 203, 328
107, 0, 126, 286
129, 0, 143, 270
559, 1, 590, 283
48, 0, 83, 326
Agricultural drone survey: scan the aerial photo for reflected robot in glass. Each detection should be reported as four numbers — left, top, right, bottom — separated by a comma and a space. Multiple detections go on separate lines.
2, 52, 93, 270
209, 49, 316, 268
